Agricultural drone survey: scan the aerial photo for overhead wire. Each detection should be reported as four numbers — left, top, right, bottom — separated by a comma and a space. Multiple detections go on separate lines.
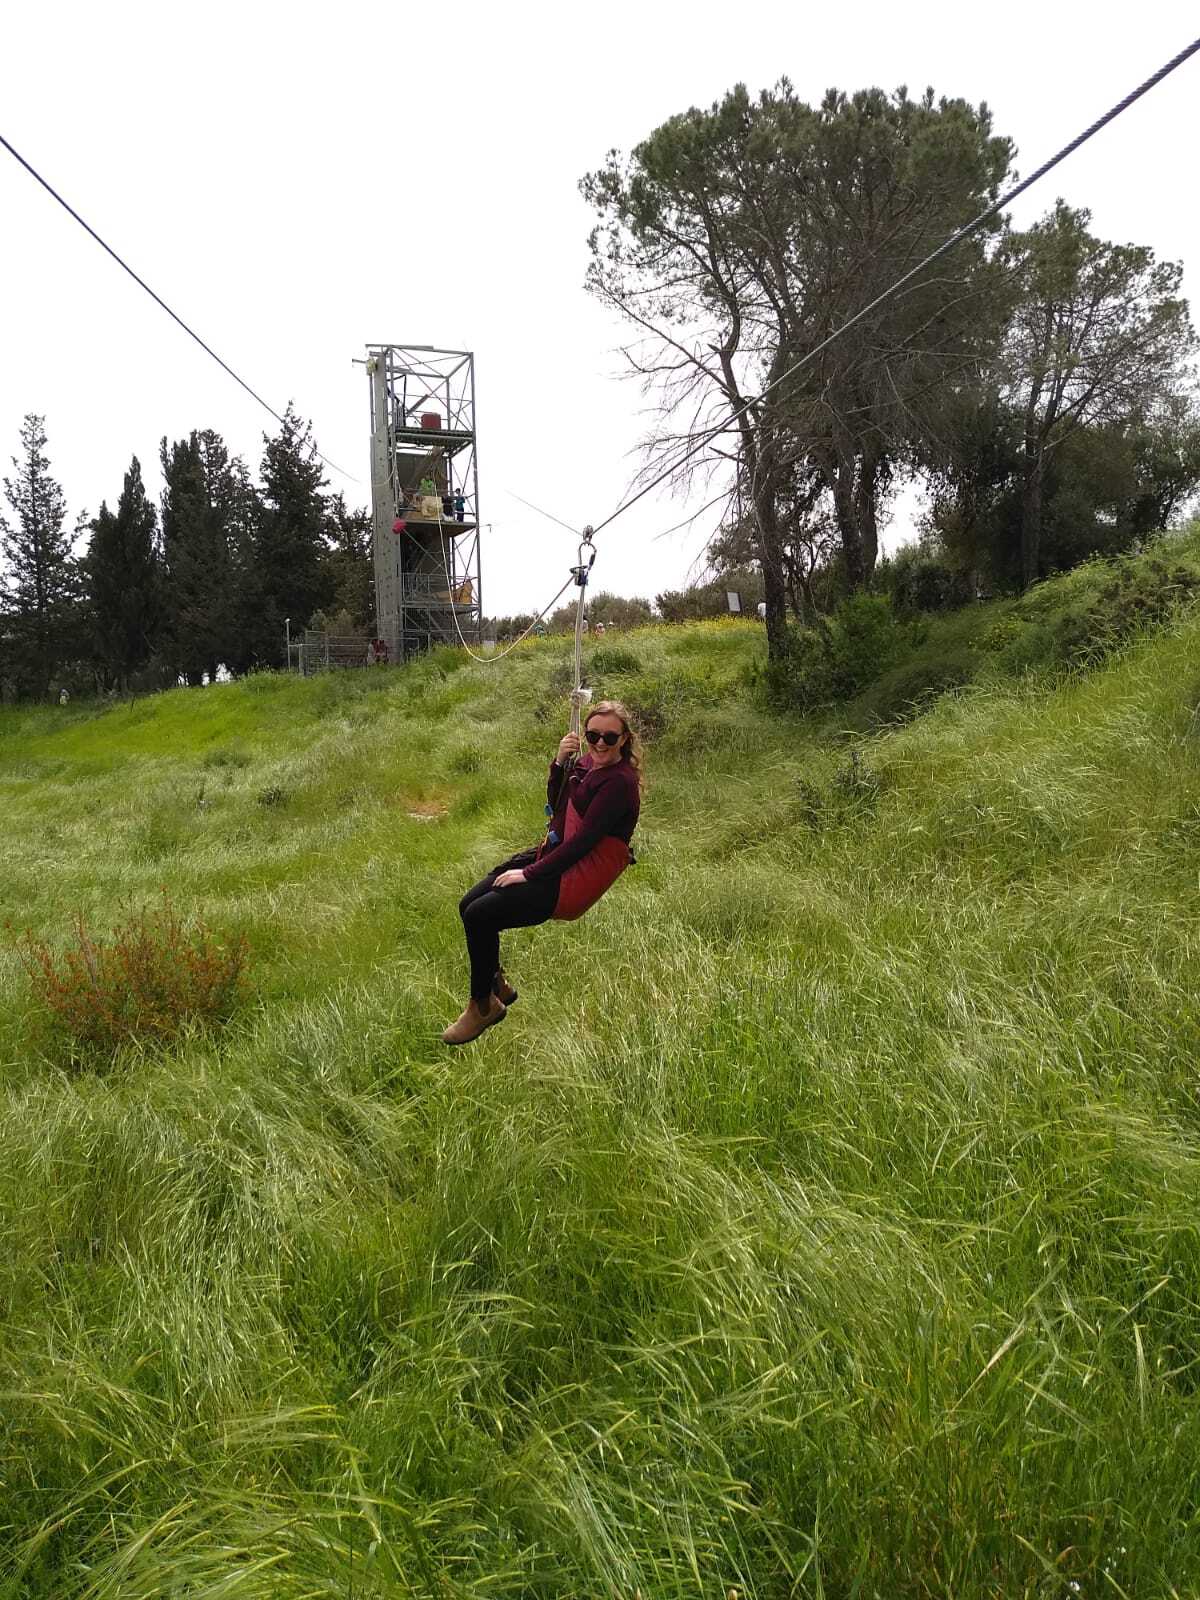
0, 129, 360, 484
588, 33, 1200, 540
504, 488, 582, 537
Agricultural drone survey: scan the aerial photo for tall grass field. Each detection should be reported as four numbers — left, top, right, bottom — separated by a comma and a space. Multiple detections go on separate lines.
4, 548, 1200, 1596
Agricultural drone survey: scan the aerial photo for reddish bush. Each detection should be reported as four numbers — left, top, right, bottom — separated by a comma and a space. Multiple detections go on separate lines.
16, 894, 248, 1057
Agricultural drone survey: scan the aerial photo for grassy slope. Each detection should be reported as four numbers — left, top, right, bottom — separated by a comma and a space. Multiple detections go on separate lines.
2, 594, 1200, 1597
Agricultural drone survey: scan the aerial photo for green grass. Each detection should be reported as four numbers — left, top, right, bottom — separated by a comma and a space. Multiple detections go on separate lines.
3, 598, 1200, 1596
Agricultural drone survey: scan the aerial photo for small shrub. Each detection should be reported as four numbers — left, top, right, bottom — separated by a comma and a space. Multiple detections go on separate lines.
793, 775, 829, 829
589, 644, 641, 675
448, 746, 483, 775
132, 811, 177, 858
763, 625, 835, 709
202, 744, 251, 770
877, 545, 974, 613
832, 594, 924, 693
791, 752, 884, 829
16, 895, 249, 1060
831, 749, 882, 811
977, 617, 1027, 654
256, 785, 288, 809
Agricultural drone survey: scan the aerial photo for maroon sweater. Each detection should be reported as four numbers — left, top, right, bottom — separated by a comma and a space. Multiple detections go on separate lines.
524, 754, 641, 882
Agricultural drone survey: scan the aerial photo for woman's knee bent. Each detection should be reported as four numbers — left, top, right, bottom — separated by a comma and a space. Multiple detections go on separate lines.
461, 892, 501, 933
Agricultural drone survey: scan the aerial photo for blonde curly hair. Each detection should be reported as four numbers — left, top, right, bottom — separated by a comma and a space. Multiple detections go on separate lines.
585, 699, 644, 790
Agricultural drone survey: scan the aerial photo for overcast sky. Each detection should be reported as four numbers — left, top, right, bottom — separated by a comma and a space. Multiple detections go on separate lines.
3, 2, 1197, 619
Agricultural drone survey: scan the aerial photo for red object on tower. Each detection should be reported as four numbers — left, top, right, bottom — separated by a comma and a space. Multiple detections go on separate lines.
420, 412, 442, 430
392, 518, 407, 535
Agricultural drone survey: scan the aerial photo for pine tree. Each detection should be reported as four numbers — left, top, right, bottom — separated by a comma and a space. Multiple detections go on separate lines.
253, 405, 333, 667
85, 457, 162, 689
0, 414, 83, 698
1002, 202, 1195, 587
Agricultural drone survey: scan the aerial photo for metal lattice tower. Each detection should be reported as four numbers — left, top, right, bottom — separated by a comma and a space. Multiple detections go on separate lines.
365, 344, 481, 660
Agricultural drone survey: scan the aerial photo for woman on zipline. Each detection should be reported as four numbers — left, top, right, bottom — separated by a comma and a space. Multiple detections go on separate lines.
442, 699, 642, 1044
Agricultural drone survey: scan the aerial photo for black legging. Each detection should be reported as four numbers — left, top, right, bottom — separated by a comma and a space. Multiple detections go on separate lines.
458, 849, 559, 1002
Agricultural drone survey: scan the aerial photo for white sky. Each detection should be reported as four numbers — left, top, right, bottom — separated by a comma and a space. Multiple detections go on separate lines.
2, 1, 1197, 619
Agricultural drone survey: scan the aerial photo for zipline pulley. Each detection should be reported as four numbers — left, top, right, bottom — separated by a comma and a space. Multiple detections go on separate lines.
571, 527, 597, 588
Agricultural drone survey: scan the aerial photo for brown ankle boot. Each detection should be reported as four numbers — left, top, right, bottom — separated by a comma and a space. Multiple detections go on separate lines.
493, 967, 518, 1006
442, 995, 507, 1046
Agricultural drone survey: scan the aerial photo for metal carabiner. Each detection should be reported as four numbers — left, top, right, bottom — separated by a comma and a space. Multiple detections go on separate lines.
573, 525, 597, 586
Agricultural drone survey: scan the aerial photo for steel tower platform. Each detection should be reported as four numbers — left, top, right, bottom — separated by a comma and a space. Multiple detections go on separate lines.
365, 344, 482, 659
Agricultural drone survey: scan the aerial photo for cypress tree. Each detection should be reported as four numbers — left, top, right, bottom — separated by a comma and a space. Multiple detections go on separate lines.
160, 430, 244, 684
254, 405, 333, 667
85, 456, 161, 689
324, 492, 374, 633
222, 452, 263, 678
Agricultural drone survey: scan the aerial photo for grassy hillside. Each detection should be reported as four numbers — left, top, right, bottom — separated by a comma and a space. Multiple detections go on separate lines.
3, 561, 1200, 1597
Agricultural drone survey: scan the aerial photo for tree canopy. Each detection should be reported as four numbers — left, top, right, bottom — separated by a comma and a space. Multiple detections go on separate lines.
584, 81, 1013, 655
584, 80, 1199, 635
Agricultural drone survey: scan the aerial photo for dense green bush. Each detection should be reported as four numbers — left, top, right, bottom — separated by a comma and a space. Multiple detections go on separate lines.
586, 591, 656, 631
778, 540, 1200, 724
876, 544, 975, 613
975, 615, 1027, 655
970, 554, 1200, 681
765, 594, 924, 711
1051, 557, 1200, 666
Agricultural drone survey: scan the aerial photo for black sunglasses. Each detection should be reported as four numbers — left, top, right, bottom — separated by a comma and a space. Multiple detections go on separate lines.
585, 727, 623, 747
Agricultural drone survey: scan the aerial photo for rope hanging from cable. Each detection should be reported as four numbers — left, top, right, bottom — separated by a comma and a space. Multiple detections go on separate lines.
432, 511, 598, 668
568, 528, 597, 739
